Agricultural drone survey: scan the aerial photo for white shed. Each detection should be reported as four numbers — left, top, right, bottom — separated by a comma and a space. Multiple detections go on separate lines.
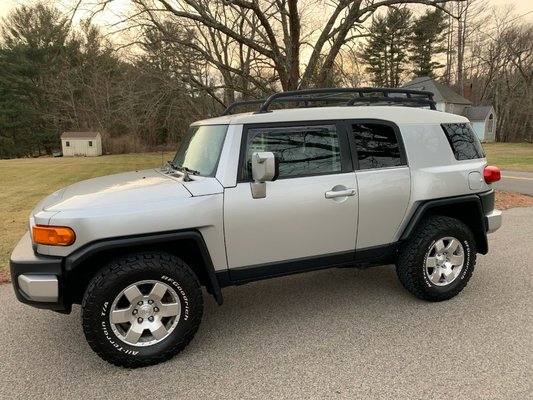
61, 132, 102, 156
463, 106, 496, 142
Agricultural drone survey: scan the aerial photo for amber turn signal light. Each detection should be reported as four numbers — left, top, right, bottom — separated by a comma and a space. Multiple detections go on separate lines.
32, 225, 76, 246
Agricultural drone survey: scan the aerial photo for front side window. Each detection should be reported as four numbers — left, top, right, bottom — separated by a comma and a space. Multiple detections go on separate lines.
352, 123, 404, 169
172, 125, 228, 176
66, 141, 70, 147
441, 123, 484, 160
242, 124, 341, 180
88, 141, 93, 147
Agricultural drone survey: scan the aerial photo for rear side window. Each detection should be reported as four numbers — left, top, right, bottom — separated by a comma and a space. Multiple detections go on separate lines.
242, 124, 341, 180
352, 123, 405, 169
441, 123, 485, 160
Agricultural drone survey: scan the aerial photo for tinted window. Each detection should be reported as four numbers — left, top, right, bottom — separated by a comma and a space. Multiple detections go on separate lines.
352, 123, 404, 169
243, 125, 341, 179
441, 123, 485, 160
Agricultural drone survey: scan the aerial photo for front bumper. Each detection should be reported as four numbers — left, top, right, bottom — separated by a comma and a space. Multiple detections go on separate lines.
10, 232, 70, 313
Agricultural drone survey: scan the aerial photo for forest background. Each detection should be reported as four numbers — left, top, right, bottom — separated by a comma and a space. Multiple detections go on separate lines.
0, 0, 531, 158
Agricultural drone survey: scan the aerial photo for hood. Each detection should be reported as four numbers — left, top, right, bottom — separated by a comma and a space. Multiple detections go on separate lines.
41, 169, 191, 212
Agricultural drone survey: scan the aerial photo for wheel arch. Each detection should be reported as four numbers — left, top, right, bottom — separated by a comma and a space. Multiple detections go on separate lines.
64, 230, 224, 306
400, 195, 489, 255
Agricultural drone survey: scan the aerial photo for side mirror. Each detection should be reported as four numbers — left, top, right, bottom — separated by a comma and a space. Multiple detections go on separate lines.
251, 151, 279, 198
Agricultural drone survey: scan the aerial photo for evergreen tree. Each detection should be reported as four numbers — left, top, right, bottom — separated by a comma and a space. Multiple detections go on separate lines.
409, 9, 448, 77
361, 8, 412, 87
0, 4, 73, 157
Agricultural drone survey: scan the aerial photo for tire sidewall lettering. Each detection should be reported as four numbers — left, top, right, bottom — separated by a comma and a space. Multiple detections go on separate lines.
100, 314, 139, 356
460, 239, 471, 281
161, 275, 190, 321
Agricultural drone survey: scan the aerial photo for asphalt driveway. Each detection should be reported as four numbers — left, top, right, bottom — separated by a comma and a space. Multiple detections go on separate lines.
493, 170, 533, 196
0, 207, 531, 400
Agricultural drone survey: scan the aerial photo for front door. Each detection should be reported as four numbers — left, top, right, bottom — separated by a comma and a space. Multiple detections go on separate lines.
223, 122, 358, 278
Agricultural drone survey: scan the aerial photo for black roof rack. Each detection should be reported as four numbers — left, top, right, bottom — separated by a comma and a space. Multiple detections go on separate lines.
221, 87, 436, 115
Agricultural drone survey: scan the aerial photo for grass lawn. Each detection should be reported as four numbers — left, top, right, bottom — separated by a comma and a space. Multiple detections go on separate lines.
483, 142, 533, 172
0, 153, 173, 279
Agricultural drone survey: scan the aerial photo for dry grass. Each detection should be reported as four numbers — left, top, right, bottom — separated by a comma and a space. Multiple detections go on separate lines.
483, 142, 533, 172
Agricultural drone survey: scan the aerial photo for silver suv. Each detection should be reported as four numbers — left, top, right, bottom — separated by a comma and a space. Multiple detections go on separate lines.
10, 88, 502, 367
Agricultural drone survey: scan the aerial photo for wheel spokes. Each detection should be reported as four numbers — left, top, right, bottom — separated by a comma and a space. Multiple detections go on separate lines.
110, 279, 182, 347
159, 302, 180, 318
449, 254, 464, 266
429, 267, 442, 284
426, 256, 437, 269
443, 268, 456, 283
124, 323, 144, 344
111, 308, 132, 324
150, 323, 169, 340
425, 236, 465, 287
123, 285, 143, 303
445, 239, 460, 254
150, 282, 168, 302
434, 239, 446, 254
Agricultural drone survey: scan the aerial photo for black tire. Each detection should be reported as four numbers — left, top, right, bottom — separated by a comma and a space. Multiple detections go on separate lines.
396, 216, 476, 302
81, 252, 203, 368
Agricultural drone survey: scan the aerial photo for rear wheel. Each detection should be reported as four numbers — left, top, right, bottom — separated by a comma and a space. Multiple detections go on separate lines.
396, 216, 476, 301
82, 252, 203, 368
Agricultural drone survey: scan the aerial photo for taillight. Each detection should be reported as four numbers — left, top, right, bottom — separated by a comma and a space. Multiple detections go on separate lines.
32, 225, 76, 246
483, 166, 501, 184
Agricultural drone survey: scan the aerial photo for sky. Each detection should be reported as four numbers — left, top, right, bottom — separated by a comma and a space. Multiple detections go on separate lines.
0, 0, 531, 25
1, 0, 532, 17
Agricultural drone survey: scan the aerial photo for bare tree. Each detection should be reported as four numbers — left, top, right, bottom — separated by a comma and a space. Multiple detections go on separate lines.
442, 0, 485, 90
467, 6, 533, 142
87, 0, 461, 99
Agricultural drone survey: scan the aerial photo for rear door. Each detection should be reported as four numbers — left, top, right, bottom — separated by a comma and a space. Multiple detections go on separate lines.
223, 121, 358, 277
347, 120, 411, 250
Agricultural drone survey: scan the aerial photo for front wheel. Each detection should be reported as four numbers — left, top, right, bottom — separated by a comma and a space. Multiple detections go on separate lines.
81, 252, 203, 368
396, 216, 477, 302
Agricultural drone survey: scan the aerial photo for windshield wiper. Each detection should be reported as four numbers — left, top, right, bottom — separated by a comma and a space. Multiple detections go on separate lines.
167, 161, 200, 181
176, 165, 200, 175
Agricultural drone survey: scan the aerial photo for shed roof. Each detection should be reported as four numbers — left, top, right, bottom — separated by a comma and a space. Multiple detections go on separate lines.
403, 76, 472, 105
61, 131, 100, 139
462, 106, 494, 121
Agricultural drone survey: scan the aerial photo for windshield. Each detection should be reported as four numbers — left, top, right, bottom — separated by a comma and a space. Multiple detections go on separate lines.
172, 125, 228, 177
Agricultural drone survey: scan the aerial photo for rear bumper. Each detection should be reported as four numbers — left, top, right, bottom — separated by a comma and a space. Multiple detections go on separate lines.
10, 232, 70, 313
479, 189, 502, 234
486, 209, 503, 233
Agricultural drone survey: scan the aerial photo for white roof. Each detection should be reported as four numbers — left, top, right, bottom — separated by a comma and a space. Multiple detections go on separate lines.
61, 132, 101, 139
193, 106, 469, 126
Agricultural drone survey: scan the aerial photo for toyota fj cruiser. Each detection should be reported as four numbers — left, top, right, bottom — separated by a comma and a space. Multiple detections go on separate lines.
10, 88, 502, 368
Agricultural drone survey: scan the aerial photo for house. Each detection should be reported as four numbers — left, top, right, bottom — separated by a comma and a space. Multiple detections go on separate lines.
61, 132, 102, 156
402, 77, 496, 142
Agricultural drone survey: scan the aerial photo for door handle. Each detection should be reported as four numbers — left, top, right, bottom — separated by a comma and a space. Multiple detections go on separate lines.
325, 188, 356, 199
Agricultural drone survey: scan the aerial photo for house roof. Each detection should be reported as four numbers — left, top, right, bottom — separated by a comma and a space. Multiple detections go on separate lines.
402, 76, 472, 105
61, 131, 100, 139
462, 106, 494, 121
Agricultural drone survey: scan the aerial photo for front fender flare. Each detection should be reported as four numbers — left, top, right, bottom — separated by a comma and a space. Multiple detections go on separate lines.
64, 230, 224, 305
